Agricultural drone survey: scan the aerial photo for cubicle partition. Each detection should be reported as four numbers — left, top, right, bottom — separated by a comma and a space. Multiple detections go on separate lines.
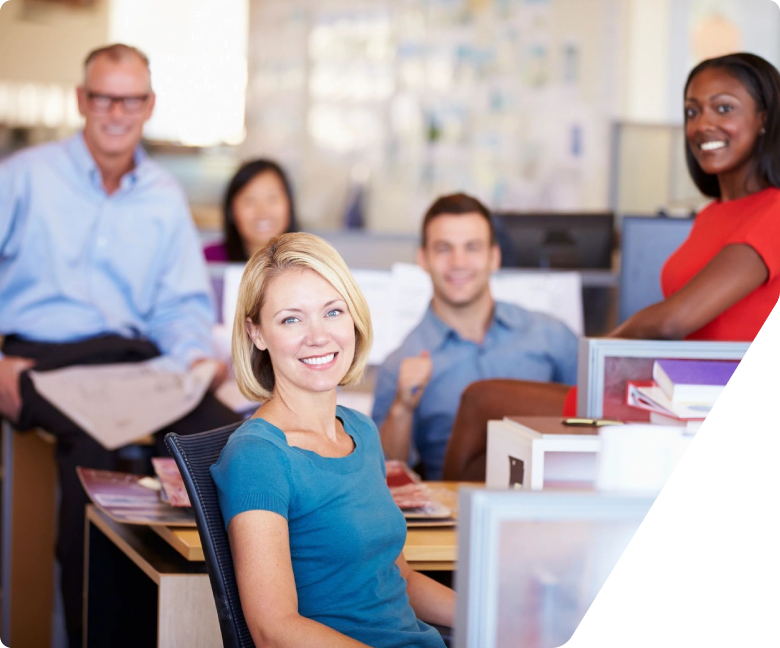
0, 423, 58, 648
618, 216, 695, 324
456, 489, 655, 648
576, 338, 750, 419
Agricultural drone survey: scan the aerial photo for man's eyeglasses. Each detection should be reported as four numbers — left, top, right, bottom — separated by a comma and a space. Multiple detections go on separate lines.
85, 91, 151, 115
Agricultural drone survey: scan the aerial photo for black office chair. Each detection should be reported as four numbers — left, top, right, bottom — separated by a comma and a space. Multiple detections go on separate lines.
165, 425, 453, 648
165, 423, 253, 648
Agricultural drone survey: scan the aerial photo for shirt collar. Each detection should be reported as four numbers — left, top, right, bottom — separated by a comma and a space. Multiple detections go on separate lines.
67, 131, 148, 192
417, 305, 457, 351
492, 301, 528, 331
418, 300, 527, 350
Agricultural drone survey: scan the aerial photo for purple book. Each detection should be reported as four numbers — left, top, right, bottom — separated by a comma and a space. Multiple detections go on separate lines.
652, 359, 739, 404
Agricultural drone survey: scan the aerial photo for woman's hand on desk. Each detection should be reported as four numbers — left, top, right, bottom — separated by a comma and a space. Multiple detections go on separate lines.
0, 356, 35, 423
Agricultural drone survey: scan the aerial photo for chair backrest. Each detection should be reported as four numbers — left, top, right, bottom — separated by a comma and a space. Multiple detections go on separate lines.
165, 424, 255, 648
442, 379, 569, 481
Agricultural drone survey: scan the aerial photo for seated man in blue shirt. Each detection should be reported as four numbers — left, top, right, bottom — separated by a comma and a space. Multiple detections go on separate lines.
372, 193, 578, 480
0, 44, 240, 647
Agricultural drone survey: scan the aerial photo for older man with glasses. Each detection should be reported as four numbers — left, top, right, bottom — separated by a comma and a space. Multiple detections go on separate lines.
0, 44, 241, 647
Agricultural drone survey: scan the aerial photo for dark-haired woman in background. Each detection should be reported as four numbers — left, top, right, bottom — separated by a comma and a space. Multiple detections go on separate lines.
613, 52, 780, 341
205, 159, 298, 263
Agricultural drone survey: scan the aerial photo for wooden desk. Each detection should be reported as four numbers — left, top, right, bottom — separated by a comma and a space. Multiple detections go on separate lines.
85, 483, 474, 646
151, 482, 469, 571
86, 506, 221, 647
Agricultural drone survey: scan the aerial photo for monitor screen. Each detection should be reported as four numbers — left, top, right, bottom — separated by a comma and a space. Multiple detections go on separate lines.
493, 212, 615, 270
618, 216, 695, 323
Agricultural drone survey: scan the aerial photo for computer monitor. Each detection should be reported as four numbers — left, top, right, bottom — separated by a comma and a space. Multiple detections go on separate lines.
493, 212, 615, 270
493, 212, 615, 335
618, 216, 695, 324
456, 490, 655, 648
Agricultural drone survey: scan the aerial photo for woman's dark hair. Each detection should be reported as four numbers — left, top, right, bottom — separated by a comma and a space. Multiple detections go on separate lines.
223, 159, 298, 262
684, 52, 780, 198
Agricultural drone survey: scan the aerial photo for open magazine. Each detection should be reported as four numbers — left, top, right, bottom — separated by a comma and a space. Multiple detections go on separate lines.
80, 460, 455, 528
385, 460, 454, 523
77, 467, 196, 527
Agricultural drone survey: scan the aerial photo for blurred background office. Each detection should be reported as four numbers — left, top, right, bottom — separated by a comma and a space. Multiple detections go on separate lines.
2, 0, 779, 351
3, 1, 780, 646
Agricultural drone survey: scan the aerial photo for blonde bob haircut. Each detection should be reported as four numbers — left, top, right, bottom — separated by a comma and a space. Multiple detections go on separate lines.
232, 232, 373, 402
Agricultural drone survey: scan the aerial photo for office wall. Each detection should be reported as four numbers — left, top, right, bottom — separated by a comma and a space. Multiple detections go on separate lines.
666, 0, 780, 125
243, 0, 780, 230
614, 0, 780, 215
244, 0, 625, 232
0, 0, 109, 85
3, 0, 779, 223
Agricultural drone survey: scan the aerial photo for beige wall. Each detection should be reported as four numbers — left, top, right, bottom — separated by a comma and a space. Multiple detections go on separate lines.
0, 0, 110, 85
620, 0, 672, 123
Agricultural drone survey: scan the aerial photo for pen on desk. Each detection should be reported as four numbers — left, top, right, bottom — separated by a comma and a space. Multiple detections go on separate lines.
561, 417, 624, 427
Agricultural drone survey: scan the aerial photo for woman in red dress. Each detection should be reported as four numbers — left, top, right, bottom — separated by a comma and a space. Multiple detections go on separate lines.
558, 53, 780, 418
612, 52, 780, 342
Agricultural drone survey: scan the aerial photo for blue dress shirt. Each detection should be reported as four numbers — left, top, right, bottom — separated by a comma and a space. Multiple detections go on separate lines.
371, 301, 578, 479
0, 133, 214, 368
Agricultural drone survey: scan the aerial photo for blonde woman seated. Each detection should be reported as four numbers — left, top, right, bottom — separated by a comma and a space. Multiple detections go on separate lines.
211, 233, 455, 647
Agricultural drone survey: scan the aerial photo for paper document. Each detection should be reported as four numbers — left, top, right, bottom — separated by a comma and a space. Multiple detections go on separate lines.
152, 457, 192, 507
222, 263, 247, 328
29, 357, 217, 450
78, 467, 196, 526
349, 269, 401, 365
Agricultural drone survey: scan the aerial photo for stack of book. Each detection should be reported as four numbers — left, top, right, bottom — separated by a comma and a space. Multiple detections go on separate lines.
626, 359, 739, 434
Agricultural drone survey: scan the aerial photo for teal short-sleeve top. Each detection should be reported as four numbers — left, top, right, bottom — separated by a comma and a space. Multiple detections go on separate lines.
210, 405, 445, 648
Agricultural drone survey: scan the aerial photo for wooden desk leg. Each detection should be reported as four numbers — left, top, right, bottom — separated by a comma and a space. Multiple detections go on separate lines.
84, 512, 221, 648
158, 576, 222, 648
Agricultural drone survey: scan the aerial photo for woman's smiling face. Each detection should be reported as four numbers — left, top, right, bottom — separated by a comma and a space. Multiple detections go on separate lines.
684, 67, 766, 181
232, 171, 291, 254
246, 268, 355, 396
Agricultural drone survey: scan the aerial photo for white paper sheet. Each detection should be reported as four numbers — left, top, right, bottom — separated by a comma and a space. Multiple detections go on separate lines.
489, 271, 584, 336
350, 269, 401, 366
222, 263, 247, 329
29, 357, 217, 450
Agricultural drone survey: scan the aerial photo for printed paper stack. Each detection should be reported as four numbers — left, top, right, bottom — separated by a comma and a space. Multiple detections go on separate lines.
385, 460, 453, 524
626, 359, 740, 433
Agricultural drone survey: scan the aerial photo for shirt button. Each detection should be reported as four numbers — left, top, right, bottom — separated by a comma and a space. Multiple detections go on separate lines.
97, 237, 107, 248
